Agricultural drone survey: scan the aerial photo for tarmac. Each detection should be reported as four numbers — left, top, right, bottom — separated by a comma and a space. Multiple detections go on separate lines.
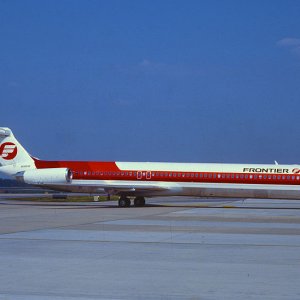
0, 196, 300, 299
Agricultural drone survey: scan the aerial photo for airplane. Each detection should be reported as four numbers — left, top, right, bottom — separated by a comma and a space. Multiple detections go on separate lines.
0, 127, 300, 207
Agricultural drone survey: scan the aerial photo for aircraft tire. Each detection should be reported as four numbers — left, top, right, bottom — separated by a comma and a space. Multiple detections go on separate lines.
134, 197, 145, 207
125, 198, 131, 207
119, 197, 131, 207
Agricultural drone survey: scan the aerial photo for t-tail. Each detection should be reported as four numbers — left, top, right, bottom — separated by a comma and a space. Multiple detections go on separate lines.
0, 127, 36, 176
0, 127, 72, 185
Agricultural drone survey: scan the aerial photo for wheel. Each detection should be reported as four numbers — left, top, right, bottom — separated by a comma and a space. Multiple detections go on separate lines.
134, 197, 145, 207
119, 197, 131, 208
125, 198, 131, 207
118, 198, 127, 208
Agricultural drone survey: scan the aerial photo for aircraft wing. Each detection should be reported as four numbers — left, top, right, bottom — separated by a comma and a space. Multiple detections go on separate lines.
96, 181, 171, 195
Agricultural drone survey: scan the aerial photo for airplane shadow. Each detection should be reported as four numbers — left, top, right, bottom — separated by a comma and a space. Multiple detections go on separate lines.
2, 200, 300, 210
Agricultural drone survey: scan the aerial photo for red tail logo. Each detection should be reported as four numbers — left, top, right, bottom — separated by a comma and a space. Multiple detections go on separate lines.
0, 142, 18, 160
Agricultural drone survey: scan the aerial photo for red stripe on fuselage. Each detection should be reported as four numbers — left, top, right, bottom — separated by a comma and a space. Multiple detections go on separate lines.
33, 159, 300, 186
33, 159, 120, 172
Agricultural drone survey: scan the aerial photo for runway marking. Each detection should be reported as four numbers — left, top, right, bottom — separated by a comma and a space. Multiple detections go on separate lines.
1, 236, 300, 248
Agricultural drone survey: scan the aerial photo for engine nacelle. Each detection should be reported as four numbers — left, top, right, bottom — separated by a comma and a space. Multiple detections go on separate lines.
16, 168, 73, 185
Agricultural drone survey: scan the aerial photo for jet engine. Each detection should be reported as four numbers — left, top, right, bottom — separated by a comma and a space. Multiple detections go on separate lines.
16, 168, 73, 185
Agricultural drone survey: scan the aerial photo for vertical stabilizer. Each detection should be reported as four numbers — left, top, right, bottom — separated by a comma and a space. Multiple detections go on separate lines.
0, 127, 35, 176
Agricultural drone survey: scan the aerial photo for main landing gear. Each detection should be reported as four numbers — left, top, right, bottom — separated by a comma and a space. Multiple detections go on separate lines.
118, 196, 146, 208
118, 196, 131, 208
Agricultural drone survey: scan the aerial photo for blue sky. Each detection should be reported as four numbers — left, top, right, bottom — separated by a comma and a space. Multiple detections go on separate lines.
1, 0, 300, 167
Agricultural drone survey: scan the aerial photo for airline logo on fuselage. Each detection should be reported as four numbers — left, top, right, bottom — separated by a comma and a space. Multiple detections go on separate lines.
0, 142, 18, 160
243, 168, 289, 174
292, 168, 300, 174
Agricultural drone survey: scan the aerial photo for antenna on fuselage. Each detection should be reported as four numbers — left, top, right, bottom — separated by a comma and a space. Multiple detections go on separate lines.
274, 160, 279, 165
